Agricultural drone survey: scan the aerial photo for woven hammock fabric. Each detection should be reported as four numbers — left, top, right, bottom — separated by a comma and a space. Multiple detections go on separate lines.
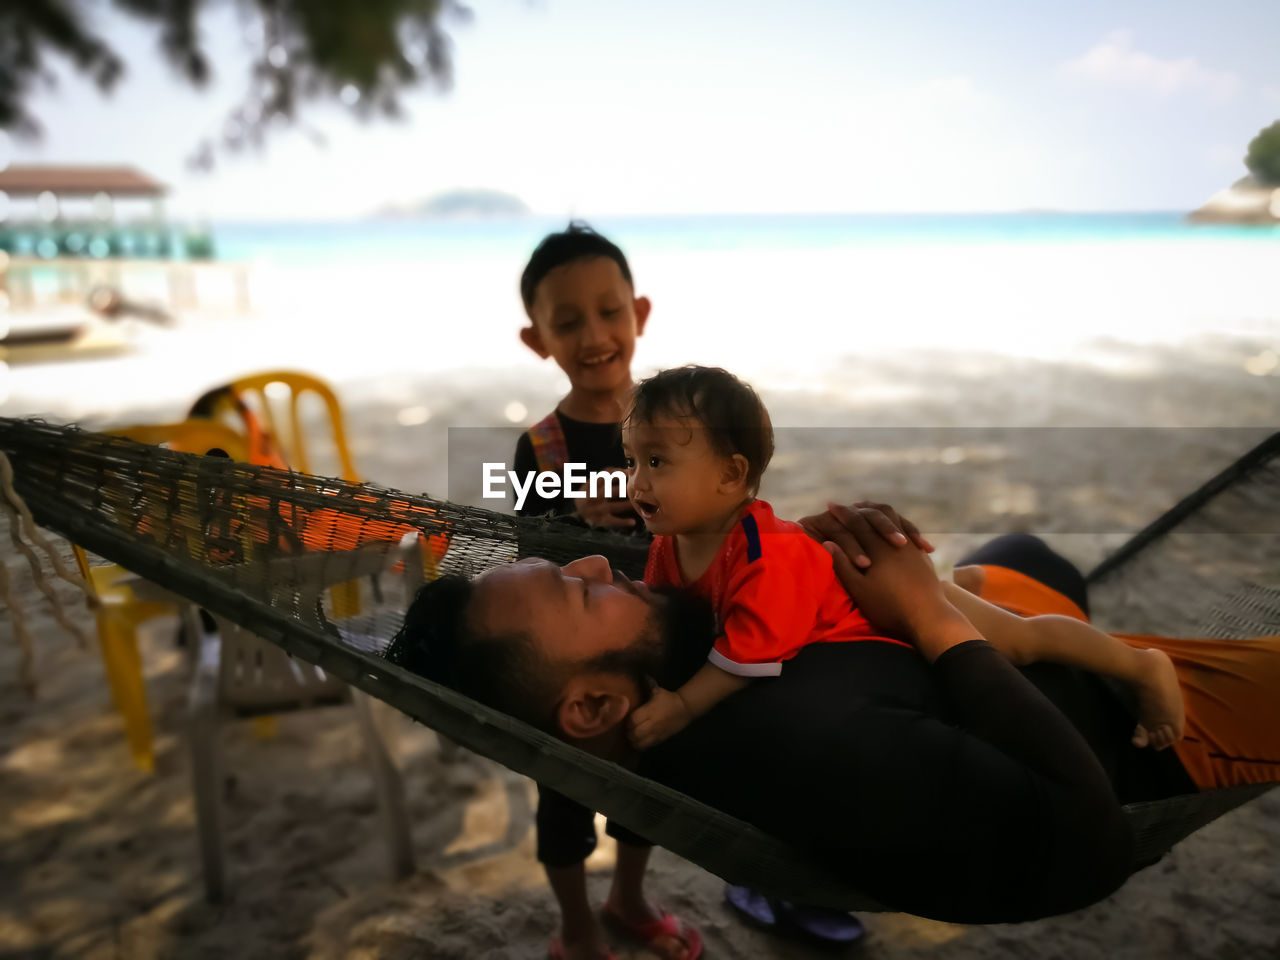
1, 417, 1276, 912
0, 417, 881, 910
1085, 431, 1280, 868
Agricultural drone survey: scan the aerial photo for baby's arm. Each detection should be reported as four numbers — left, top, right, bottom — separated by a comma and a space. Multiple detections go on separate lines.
628, 664, 750, 750
941, 581, 1185, 750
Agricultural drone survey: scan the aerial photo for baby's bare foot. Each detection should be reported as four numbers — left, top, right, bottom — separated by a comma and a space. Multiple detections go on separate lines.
953, 565, 986, 597
1131, 648, 1185, 750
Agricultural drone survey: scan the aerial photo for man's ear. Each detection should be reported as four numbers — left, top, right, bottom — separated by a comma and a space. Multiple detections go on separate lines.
633, 295, 652, 337
556, 674, 633, 740
520, 323, 550, 358
718, 453, 750, 493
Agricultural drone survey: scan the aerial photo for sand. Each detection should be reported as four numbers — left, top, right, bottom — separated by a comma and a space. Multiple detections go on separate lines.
2, 334, 1279, 959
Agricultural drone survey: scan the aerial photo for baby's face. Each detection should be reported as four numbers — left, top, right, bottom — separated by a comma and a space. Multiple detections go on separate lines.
622, 415, 733, 536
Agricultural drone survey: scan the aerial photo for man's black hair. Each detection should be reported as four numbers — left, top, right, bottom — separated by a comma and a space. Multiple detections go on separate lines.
519, 221, 633, 312
386, 573, 716, 731
386, 575, 565, 729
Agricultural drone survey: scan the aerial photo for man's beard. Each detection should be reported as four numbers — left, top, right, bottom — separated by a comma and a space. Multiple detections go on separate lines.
579, 586, 716, 696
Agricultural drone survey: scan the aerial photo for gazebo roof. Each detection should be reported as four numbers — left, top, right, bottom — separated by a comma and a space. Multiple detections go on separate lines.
0, 165, 168, 198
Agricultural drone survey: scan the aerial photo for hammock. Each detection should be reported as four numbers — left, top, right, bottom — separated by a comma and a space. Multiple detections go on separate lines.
0, 417, 1275, 913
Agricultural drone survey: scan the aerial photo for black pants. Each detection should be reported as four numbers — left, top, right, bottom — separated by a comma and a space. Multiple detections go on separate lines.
536, 783, 651, 867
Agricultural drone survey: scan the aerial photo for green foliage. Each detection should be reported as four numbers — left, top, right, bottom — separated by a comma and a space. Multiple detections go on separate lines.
1244, 120, 1280, 186
0, 0, 469, 166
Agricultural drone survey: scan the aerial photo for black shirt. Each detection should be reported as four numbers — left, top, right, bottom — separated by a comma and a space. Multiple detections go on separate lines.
641, 639, 1139, 924
513, 410, 642, 531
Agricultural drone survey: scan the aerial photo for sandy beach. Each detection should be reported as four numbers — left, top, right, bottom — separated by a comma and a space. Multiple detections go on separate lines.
2, 322, 1280, 958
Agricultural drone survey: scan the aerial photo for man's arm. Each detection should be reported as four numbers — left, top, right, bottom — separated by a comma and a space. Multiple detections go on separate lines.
805, 505, 1133, 919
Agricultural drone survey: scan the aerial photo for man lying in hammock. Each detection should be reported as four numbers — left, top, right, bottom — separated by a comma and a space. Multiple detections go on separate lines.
387, 501, 1280, 935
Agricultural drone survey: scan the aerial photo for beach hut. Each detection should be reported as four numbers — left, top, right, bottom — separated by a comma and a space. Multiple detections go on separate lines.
0, 165, 238, 338
0, 165, 178, 260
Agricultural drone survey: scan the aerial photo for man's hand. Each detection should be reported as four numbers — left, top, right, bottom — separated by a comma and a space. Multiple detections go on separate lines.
576, 495, 637, 530
798, 501, 932, 568
816, 504, 977, 662
628, 687, 693, 749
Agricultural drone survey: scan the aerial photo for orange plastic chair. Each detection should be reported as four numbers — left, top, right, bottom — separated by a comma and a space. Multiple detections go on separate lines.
74, 420, 251, 772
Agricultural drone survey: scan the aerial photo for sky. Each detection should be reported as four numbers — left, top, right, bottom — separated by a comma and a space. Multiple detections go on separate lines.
6, 0, 1280, 219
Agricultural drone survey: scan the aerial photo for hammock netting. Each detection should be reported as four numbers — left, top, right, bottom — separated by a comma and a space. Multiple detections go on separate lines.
1084, 431, 1280, 869
1, 417, 1276, 913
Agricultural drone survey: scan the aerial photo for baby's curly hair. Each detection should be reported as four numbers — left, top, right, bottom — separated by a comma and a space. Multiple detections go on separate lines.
625, 365, 774, 493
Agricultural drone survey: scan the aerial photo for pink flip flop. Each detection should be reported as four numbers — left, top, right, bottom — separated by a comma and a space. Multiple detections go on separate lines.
601, 903, 704, 960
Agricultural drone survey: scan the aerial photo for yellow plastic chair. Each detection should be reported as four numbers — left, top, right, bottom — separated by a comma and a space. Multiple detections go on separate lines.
74, 420, 251, 772
220, 371, 362, 616
187, 371, 371, 740
225, 370, 358, 481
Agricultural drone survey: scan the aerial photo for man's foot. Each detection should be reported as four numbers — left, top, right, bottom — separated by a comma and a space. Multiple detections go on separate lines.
1130, 648, 1185, 751
602, 898, 703, 960
953, 564, 986, 597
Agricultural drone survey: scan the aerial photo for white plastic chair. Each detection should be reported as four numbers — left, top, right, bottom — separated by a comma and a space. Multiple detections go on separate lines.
188, 549, 416, 902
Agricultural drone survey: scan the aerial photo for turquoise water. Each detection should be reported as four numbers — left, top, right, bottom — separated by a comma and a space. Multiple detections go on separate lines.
213, 212, 1277, 267
196, 210, 1280, 388
6, 212, 1278, 421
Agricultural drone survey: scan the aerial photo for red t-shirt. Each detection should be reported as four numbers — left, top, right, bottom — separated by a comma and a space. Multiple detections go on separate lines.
644, 499, 907, 677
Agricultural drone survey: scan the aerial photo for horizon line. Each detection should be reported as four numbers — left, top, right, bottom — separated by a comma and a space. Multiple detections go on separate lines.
192, 207, 1198, 225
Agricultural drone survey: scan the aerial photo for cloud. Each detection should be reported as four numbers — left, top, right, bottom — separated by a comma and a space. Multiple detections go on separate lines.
1061, 30, 1240, 100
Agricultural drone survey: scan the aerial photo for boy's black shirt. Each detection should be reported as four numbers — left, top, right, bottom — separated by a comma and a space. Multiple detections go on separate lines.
513, 410, 643, 532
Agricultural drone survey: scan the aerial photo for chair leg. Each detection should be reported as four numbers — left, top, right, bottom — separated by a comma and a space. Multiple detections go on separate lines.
352, 691, 415, 879
98, 611, 155, 772
189, 634, 228, 903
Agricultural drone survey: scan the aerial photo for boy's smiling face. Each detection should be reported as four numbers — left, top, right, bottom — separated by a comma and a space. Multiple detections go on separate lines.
521, 256, 650, 396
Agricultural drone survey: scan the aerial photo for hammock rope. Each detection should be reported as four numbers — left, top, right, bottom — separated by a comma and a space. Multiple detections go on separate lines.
0, 449, 93, 691
0, 417, 1275, 914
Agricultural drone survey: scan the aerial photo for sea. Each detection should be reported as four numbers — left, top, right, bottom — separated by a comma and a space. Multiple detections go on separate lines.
5, 211, 1280, 420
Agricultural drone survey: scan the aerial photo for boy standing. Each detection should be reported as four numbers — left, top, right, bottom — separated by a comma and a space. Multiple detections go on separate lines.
513, 223, 647, 531
513, 223, 702, 960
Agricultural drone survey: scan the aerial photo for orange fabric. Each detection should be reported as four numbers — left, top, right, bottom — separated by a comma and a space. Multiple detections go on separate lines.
975, 564, 1280, 791
971, 565, 1089, 622
186, 388, 449, 564
295, 506, 448, 562
190, 386, 290, 470
239, 406, 289, 471
1115, 631, 1280, 790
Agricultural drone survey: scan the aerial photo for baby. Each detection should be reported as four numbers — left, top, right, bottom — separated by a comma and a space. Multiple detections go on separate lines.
623, 365, 1185, 752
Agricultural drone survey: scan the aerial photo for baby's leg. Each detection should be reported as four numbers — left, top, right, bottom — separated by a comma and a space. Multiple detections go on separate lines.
1127, 648, 1184, 750
1008, 614, 1185, 750
942, 582, 1185, 748
952, 564, 985, 597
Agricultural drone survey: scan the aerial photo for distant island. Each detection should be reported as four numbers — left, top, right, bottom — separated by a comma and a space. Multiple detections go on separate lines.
1188, 121, 1280, 225
1187, 175, 1280, 226
371, 189, 529, 220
